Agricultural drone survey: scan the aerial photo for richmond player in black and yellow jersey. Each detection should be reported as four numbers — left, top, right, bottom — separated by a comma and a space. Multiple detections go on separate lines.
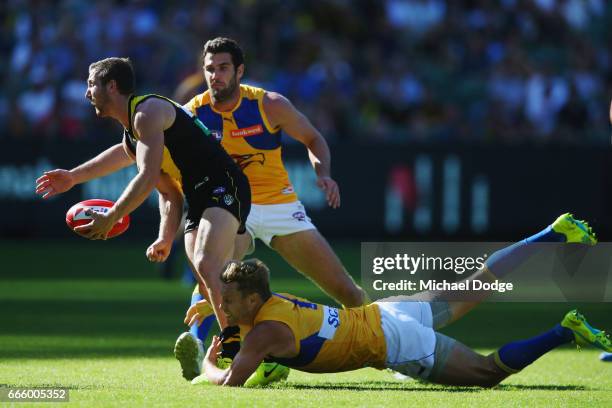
35, 57, 250, 332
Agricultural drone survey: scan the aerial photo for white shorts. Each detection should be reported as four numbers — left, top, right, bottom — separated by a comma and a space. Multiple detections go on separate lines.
376, 300, 437, 379
245, 201, 316, 252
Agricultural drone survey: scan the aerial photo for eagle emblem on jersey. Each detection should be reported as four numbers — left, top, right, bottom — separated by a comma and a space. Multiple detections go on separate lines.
231, 153, 265, 170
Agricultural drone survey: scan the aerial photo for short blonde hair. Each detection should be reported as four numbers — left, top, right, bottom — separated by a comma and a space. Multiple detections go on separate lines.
221, 259, 271, 300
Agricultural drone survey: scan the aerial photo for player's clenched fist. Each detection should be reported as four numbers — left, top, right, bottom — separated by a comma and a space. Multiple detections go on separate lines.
146, 238, 172, 262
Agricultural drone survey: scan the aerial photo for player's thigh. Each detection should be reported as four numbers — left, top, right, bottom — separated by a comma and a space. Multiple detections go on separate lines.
271, 229, 349, 283
184, 229, 210, 296
271, 229, 365, 306
193, 207, 239, 267
429, 334, 506, 387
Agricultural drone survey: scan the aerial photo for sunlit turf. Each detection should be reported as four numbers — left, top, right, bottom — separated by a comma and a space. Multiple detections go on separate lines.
1, 241, 610, 406
1, 349, 609, 407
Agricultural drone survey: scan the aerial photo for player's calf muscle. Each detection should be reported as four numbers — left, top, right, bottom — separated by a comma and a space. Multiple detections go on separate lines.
431, 342, 508, 387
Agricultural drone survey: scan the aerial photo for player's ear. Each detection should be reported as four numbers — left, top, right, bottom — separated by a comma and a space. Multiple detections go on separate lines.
246, 292, 258, 307
107, 79, 117, 94
236, 64, 244, 81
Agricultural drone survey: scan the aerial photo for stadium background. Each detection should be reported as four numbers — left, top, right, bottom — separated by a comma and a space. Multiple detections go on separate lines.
1, 1, 611, 406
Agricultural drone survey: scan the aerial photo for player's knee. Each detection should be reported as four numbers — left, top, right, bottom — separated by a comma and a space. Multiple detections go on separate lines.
339, 285, 367, 307
193, 253, 225, 280
346, 286, 367, 307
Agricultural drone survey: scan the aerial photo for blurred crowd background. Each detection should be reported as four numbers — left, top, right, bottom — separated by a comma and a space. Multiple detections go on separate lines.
1, 0, 611, 145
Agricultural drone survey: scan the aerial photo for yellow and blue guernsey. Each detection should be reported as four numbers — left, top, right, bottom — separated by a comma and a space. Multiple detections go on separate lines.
244, 293, 387, 372
185, 84, 298, 205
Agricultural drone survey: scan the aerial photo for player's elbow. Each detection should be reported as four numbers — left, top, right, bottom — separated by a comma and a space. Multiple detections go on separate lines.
139, 169, 160, 191
306, 133, 326, 150
158, 187, 182, 204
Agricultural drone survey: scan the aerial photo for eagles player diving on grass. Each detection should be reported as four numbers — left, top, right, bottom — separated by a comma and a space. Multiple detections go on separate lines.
180, 213, 610, 387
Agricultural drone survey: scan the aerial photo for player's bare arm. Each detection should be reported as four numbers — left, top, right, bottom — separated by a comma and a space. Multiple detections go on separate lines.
75, 99, 169, 239
263, 92, 340, 208
35, 143, 134, 199
146, 172, 184, 262
203, 321, 296, 386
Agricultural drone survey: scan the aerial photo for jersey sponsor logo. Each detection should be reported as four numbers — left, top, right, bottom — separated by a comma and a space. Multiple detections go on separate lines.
319, 305, 340, 339
194, 177, 210, 190
212, 187, 226, 195
292, 211, 306, 222
231, 153, 265, 170
230, 124, 264, 138
223, 194, 234, 206
282, 186, 295, 195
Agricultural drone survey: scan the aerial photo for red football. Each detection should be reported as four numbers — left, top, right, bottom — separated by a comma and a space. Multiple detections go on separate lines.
65, 199, 130, 238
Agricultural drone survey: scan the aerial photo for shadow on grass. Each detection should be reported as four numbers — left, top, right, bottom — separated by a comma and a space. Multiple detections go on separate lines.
277, 381, 592, 392
0, 298, 190, 359
280, 381, 481, 392
495, 384, 589, 391
3, 383, 108, 391
0, 347, 174, 359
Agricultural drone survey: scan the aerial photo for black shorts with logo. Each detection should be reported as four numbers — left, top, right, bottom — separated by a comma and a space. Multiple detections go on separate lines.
183, 168, 251, 234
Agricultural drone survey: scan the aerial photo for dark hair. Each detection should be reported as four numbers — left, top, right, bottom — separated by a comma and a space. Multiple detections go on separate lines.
202, 37, 245, 69
221, 259, 271, 300
89, 57, 135, 95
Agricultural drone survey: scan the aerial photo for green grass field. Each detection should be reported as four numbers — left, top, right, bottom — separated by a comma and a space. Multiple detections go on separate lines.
1, 240, 611, 407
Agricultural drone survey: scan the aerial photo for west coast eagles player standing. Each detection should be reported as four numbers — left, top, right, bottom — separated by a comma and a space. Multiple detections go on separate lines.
173, 37, 368, 382
186, 37, 366, 307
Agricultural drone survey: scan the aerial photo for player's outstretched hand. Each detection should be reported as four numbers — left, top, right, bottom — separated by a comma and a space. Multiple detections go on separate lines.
35, 169, 75, 199
184, 300, 209, 327
146, 238, 172, 262
316, 176, 341, 209
205, 335, 222, 365
73, 208, 117, 240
